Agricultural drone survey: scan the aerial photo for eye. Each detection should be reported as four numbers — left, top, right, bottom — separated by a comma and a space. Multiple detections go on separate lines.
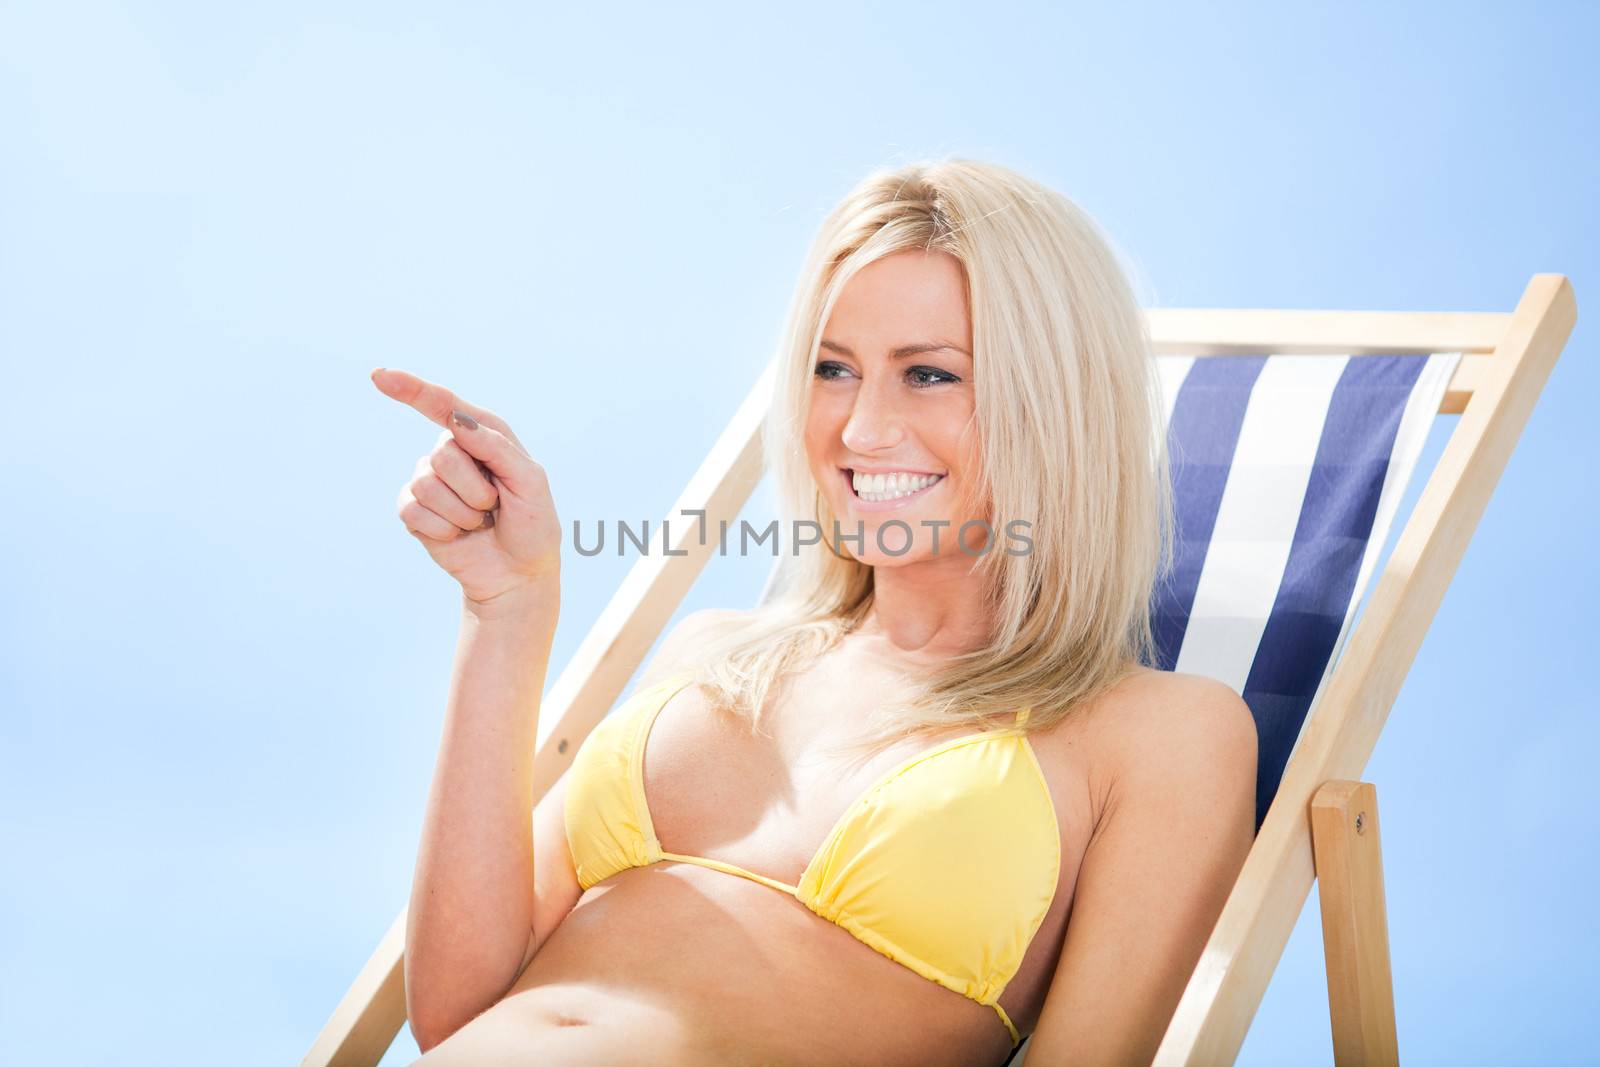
907, 365, 961, 388
813, 360, 854, 381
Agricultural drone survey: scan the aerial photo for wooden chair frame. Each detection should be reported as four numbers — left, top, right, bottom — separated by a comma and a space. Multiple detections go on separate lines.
301, 274, 1576, 1067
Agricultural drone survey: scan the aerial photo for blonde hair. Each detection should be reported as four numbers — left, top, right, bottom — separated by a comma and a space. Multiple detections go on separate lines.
676, 158, 1173, 754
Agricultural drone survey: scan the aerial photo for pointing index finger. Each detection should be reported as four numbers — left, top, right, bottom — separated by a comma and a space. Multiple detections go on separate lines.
370, 368, 522, 446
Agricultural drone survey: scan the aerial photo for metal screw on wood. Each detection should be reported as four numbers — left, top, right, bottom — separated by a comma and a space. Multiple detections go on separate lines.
1354, 811, 1366, 834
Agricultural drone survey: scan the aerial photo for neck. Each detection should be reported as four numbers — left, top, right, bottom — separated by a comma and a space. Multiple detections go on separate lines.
853, 553, 992, 664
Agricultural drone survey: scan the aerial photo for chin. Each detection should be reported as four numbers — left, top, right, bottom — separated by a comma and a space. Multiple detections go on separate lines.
849, 547, 933, 569
829, 510, 963, 567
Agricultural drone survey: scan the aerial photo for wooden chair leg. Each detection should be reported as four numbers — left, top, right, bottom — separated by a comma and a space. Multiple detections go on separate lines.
1310, 780, 1399, 1066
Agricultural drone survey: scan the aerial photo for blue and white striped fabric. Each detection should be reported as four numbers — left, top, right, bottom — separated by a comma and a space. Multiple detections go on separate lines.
1151, 352, 1460, 825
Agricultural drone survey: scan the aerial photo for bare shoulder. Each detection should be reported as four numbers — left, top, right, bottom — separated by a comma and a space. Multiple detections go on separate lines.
1101, 668, 1257, 751
1088, 668, 1258, 799
635, 607, 752, 690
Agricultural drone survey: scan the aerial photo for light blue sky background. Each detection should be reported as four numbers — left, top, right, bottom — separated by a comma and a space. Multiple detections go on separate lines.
2, 3, 1594, 1065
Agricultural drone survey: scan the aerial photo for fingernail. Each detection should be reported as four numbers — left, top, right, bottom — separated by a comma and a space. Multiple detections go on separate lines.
481, 510, 496, 528
452, 410, 478, 430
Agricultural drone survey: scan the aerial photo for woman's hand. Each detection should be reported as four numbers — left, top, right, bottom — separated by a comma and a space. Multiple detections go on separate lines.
371, 367, 561, 610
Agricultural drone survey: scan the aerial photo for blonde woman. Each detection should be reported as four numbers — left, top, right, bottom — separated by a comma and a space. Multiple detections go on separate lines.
372, 159, 1258, 1067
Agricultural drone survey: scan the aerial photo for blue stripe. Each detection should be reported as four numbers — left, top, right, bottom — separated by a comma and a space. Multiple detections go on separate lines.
1150, 356, 1267, 671
1242, 354, 1426, 825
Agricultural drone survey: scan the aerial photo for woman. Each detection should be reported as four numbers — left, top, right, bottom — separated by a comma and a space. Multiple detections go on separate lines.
372, 159, 1258, 1067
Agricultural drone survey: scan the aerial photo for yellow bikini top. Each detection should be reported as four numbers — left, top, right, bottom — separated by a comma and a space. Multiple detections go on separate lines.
563, 674, 1061, 1048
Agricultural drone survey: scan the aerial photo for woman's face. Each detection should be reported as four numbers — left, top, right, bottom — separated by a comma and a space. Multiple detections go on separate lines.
804, 249, 987, 568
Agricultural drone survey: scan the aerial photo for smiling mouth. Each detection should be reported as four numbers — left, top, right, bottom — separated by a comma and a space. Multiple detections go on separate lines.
842, 467, 946, 504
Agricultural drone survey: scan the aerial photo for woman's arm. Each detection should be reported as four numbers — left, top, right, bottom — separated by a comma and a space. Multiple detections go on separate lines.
1027, 673, 1258, 1066
405, 587, 560, 1053
368, 367, 565, 1052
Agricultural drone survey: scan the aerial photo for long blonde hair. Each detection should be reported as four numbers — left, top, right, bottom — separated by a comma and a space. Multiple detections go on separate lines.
677, 158, 1173, 753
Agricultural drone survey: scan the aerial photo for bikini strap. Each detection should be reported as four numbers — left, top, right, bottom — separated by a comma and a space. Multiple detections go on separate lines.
1014, 706, 1032, 727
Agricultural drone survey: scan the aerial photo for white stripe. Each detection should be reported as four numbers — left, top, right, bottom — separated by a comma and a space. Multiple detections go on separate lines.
1174, 354, 1351, 691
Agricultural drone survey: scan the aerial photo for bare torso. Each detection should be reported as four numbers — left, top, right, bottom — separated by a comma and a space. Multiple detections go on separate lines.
411, 641, 1160, 1067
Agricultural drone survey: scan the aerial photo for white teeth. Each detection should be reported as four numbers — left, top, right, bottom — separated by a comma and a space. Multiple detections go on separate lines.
849, 470, 944, 502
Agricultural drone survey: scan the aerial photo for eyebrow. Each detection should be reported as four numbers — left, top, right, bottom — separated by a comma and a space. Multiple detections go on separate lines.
819, 338, 971, 359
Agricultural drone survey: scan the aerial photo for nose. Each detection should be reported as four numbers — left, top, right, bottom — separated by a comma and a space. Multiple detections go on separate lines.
840, 373, 906, 454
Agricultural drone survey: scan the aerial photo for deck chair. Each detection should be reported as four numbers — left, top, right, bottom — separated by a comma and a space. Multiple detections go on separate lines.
302, 273, 1574, 1067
